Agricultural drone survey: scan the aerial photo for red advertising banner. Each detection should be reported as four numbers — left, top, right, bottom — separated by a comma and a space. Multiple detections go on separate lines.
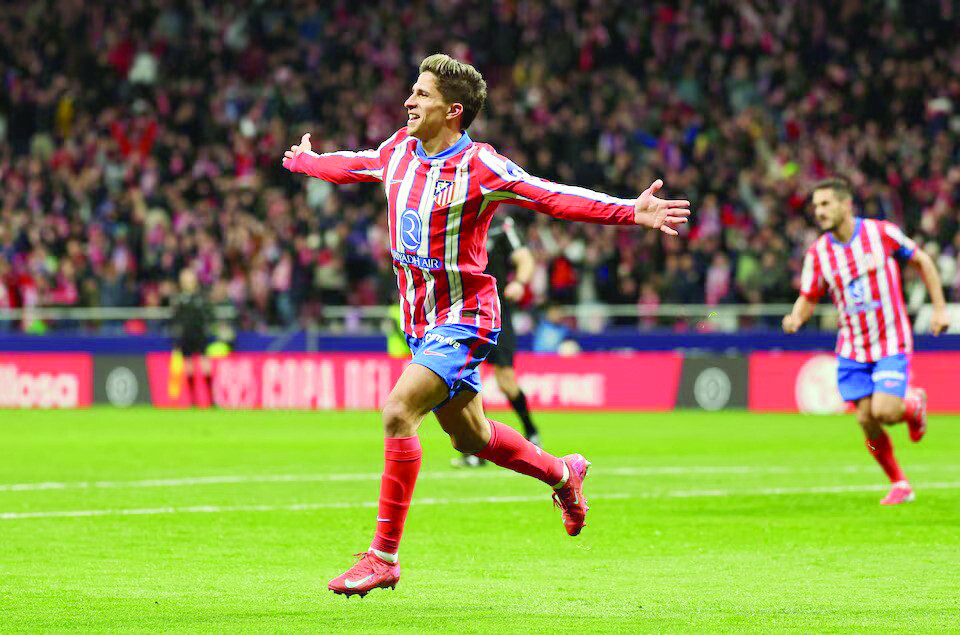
0, 353, 93, 408
486, 352, 683, 411
748, 351, 960, 413
145, 352, 683, 411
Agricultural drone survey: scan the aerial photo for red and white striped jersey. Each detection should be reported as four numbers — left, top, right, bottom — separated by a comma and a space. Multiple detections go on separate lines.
800, 217, 917, 362
284, 128, 636, 337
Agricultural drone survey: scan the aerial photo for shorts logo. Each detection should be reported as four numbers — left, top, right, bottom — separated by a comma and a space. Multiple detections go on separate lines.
434, 180, 455, 206
400, 209, 422, 252
424, 332, 461, 349
873, 370, 905, 382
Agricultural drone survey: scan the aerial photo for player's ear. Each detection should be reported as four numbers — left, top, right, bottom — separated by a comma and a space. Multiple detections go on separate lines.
447, 102, 464, 122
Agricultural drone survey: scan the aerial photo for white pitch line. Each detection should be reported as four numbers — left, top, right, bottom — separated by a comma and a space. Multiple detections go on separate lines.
0, 493, 632, 520
3, 483, 960, 521
3, 464, 956, 492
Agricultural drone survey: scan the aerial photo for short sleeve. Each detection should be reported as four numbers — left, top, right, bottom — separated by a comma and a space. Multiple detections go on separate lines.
881, 221, 917, 261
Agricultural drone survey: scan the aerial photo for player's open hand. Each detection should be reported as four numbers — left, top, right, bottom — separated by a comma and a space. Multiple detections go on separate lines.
282, 133, 312, 168
634, 179, 691, 236
782, 314, 802, 334
931, 306, 950, 335
503, 280, 525, 303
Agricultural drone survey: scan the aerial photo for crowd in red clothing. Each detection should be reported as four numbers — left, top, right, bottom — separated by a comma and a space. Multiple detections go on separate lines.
1, 1, 959, 331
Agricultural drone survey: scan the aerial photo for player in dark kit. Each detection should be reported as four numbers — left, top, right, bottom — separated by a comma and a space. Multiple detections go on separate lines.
453, 216, 540, 468
169, 269, 215, 407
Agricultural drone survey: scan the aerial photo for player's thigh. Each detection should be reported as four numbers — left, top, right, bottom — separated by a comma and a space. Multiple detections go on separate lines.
870, 354, 909, 422
433, 390, 490, 451
870, 391, 903, 424
383, 363, 450, 425
854, 396, 873, 425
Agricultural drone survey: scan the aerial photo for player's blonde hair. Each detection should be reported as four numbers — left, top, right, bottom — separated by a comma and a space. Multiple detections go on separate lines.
419, 53, 487, 130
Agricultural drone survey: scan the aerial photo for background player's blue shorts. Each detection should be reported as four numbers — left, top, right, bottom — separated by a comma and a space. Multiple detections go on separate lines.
836, 353, 910, 402
406, 324, 500, 410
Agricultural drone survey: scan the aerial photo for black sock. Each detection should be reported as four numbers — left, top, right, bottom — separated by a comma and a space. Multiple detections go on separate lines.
508, 390, 538, 438
190, 373, 214, 407
189, 374, 202, 407
204, 373, 215, 407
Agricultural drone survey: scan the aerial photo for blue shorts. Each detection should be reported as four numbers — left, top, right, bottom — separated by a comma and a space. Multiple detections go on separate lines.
836, 354, 910, 402
406, 324, 499, 410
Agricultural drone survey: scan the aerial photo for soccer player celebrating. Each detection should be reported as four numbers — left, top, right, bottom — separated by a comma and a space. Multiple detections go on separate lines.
452, 214, 540, 469
783, 178, 949, 505
282, 54, 691, 597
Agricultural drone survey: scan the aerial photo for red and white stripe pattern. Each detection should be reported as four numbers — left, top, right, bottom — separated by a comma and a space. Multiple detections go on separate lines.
800, 218, 916, 362
285, 128, 636, 337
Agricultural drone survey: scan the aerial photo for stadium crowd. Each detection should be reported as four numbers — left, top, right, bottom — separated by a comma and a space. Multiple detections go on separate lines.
1, 0, 959, 331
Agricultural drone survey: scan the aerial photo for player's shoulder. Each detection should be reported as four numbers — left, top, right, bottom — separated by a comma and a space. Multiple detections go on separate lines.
860, 217, 890, 232
471, 143, 526, 180
806, 234, 827, 256
379, 128, 414, 153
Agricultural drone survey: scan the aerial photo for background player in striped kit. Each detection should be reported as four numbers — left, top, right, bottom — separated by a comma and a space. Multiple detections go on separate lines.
783, 177, 950, 505
452, 215, 540, 469
282, 53, 691, 597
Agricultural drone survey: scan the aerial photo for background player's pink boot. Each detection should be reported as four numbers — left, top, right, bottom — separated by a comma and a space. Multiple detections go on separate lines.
880, 481, 915, 505
904, 387, 927, 442
553, 454, 591, 536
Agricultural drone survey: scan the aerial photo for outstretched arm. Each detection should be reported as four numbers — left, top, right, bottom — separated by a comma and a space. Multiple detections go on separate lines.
909, 248, 950, 335
282, 133, 383, 184
477, 149, 690, 234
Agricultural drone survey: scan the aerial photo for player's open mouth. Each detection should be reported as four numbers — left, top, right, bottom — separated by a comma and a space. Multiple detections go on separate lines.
408, 113, 419, 123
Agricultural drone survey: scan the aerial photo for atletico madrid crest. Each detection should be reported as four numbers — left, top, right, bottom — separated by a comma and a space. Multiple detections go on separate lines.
434, 180, 455, 206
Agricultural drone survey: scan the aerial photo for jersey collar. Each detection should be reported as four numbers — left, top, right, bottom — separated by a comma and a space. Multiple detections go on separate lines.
828, 217, 862, 247
415, 131, 472, 160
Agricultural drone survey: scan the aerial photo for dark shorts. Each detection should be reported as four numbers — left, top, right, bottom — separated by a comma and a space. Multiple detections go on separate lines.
486, 303, 516, 367
178, 338, 209, 357
406, 324, 500, 410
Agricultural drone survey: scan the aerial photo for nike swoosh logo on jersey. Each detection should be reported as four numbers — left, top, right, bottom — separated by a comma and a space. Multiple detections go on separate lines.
422, 350, 446, 357
344, 574, 374, 589
377, 517, 391, 522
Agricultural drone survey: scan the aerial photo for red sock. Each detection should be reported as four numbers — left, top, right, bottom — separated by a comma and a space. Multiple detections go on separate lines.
865, 431, 906, 483
902, 387, 921, 423
475, 420, 565, 486
370, 436, 421, 555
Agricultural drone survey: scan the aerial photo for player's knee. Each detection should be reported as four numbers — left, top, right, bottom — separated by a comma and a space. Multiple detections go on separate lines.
871, 404, 900, 425
381, 399, 417, 437
856, 412, 879, 433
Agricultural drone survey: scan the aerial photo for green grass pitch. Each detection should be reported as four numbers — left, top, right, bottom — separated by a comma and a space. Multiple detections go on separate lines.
1, 408, 958, 633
